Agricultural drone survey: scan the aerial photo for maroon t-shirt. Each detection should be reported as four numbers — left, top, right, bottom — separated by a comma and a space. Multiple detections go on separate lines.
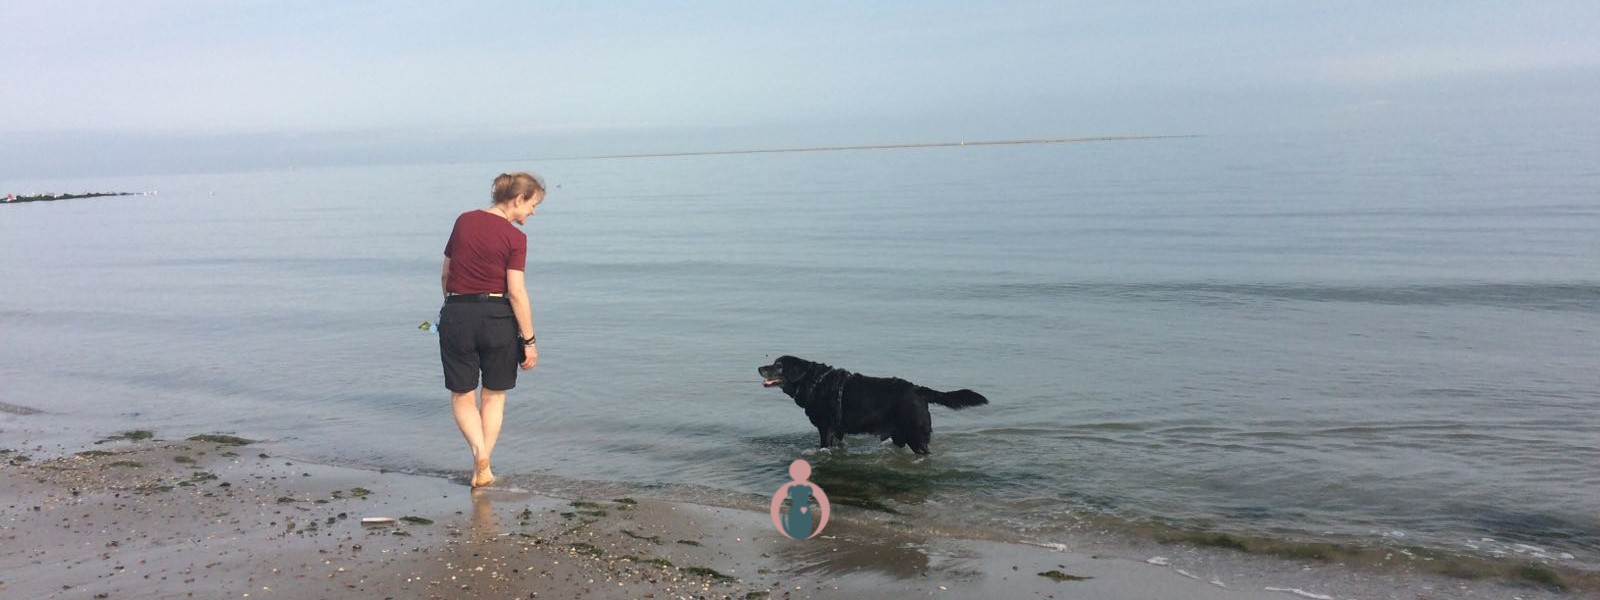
443, 210, 527, 294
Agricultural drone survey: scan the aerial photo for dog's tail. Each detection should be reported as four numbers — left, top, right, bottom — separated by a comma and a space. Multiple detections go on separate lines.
928, 388, 988, 410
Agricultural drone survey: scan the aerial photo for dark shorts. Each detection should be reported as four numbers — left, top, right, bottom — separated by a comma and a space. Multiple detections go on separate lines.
438, 300, 521, 392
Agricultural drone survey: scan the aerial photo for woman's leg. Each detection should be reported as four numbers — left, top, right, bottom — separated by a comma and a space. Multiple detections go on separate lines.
453, 389, 493, 486
474, 389, 506, 485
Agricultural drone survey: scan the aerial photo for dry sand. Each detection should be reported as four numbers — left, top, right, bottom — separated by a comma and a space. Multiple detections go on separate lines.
0, 434, 1577, 600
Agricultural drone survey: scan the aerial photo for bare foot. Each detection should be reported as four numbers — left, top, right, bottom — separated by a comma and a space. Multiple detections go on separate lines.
471, 458, 495, 488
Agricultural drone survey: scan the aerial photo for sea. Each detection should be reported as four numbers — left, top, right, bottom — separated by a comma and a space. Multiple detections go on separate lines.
3, 127, 1597, 587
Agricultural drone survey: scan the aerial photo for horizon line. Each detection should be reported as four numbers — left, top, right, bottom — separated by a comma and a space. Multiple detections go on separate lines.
532, 134, 1200, 161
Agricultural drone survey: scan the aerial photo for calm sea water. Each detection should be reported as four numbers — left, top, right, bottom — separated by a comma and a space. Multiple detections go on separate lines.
3, 129, 1598, 576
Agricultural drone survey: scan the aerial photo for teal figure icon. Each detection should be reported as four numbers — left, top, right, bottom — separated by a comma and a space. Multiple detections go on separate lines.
769, 459, 830, 540
783, 483, 814, 539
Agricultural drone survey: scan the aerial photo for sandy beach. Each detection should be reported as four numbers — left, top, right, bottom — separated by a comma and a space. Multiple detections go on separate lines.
1, 431, 1580, 600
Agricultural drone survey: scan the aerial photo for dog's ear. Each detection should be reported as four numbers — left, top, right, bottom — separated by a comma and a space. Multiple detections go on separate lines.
777, 356, 811, 379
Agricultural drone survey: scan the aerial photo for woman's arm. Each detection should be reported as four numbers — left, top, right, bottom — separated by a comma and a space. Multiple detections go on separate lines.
440, 258, 451, 296
506, 269, 538, 369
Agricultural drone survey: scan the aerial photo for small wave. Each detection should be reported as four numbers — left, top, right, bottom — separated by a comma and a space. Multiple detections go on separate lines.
943, 281, 1600, 313
1264, 587, 1334, 600
128, 255, 424, 276
1309, 422, 1472, 436
1062, 421, 1149, 432
973, 427, 1063, 436
1153, 425, 1241, 435
1126, 522, 1598, 592
1412, 387, 1493, 398
1466, 506, 1600, 552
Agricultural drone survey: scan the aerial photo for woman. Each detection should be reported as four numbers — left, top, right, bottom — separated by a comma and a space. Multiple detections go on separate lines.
439, 172, 544, 488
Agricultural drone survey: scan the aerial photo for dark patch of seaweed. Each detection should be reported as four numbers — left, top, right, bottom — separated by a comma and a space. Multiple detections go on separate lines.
187, 434, 256, 446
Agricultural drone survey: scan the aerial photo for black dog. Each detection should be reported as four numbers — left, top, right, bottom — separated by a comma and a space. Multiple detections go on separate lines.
758, 355, 988, 455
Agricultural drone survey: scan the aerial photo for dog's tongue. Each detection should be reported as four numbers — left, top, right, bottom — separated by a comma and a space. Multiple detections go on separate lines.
762, 379, 781, 387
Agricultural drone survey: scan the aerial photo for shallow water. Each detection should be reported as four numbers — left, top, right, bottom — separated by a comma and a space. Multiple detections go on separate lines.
3, 127, 1597, 583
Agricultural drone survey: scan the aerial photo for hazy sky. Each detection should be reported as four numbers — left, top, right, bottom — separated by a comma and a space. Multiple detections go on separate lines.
4, 1, 1598, 177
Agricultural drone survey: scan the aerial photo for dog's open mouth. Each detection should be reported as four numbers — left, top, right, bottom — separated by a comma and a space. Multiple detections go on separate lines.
759, 364, 784, 387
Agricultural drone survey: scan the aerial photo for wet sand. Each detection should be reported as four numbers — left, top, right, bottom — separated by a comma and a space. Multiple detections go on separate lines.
0, 433, 1576, 599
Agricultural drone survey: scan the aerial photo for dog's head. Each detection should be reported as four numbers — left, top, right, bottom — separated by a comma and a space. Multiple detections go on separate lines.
758, 355, 824, 400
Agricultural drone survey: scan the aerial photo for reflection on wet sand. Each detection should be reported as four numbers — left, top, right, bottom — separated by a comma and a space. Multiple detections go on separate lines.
471, 487, 498, 540
771, 525, 933, 580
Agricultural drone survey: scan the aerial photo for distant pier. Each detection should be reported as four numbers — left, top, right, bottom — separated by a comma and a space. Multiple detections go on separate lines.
3, 191, 154, 204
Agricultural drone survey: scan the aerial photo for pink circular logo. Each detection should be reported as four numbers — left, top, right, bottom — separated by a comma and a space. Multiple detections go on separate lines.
769, 460, 830, 540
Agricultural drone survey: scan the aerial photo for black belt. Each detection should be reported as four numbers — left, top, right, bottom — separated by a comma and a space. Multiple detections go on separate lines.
445, 294, 509, 304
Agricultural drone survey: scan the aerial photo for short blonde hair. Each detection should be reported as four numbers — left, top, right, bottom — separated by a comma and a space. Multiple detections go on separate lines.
491, 172, 546, 205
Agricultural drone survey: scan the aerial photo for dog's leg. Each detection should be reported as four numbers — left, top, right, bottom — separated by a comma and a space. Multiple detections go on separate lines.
910, 429, 932, 455
817, 428, 832, 449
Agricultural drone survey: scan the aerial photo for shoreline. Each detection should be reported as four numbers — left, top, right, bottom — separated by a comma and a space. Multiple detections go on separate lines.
1, 430, 1583, 599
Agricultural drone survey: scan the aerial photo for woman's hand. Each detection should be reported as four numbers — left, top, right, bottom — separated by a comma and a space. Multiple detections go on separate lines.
521, 344, 538, 370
